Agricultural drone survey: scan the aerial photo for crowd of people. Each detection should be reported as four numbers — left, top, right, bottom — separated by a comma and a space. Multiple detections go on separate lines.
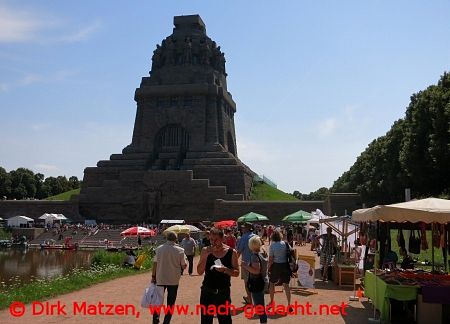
150, 223, 315, 324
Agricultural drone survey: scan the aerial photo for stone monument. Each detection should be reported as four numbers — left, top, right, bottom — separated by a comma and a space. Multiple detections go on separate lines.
77, 15, 255, 224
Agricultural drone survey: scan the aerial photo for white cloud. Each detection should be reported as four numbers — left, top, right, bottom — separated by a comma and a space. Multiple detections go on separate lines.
0, 4, 100, 44
343, 104, 358, 122
0, 5, 49, 42
58, 21, 102, 43
21, 73, 42, 85
34, 164, 60, 174
31, 123, 51, 132
1, 69, 78, 91
317, 118, 337, 137
0, 83, 9, 92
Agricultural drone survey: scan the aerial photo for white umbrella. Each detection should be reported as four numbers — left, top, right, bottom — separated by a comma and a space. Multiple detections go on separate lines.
185, 225, 201, 233
163, 224, 200, 234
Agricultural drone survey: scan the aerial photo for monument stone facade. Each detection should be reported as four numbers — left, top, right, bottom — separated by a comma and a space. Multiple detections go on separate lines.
76, 15, 255, 223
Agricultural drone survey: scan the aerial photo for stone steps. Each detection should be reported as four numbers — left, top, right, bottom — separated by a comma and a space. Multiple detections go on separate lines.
185, 151, 232, 159
97, 160, 147, 168
110, 153, 150, 160
183, 158, 237, 166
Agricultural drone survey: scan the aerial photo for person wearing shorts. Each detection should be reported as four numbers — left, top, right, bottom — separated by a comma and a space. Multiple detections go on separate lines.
236, 222, 255, 305
268, 230, 292, 308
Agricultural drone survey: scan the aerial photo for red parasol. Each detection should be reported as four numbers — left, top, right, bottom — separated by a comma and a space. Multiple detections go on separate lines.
214, 220, 237, 229
120, 226, 156, 237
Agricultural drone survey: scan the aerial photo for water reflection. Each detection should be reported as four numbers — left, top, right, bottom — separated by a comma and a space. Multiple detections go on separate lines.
0, 248, 94, 287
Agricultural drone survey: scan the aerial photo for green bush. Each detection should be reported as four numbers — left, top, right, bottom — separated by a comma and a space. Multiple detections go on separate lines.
92, 250, 127, 266
0, 228, 12, 240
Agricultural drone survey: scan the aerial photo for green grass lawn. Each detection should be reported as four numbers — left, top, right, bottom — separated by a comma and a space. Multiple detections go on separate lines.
389, 229, 447, 267
45, 188, 80, 201
249, 182, 299, 201
0, 247, 154, 310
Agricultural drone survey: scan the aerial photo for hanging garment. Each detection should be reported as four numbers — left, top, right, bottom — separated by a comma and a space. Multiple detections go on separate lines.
419, 222, 428, 250
432, 223, 441, 248
408, 230, 421, 254
397, 229, 406, 249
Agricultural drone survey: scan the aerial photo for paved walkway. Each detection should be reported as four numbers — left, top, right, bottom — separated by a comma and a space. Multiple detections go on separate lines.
0, 245, 372, 323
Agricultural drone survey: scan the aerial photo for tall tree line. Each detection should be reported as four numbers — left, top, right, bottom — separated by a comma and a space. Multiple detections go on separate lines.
0, 167, 81, 200
331, 72, 450, 205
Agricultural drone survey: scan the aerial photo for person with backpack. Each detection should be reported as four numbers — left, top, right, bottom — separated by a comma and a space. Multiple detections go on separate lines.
241, 235, 268, 323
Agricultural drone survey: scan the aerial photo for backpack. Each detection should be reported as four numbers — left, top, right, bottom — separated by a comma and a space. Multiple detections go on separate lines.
285, 241, 298, 273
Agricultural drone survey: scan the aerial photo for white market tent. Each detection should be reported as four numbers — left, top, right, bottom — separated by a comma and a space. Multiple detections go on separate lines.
39, 213, 67, 225
352, 197, 450, 223
7, 215, 34, 228
160, 219, 185, 224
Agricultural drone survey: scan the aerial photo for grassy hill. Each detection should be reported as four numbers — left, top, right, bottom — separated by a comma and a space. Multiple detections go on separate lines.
45, 188, 80, 201
46, 183, 296, 202
250, 182, 298, 201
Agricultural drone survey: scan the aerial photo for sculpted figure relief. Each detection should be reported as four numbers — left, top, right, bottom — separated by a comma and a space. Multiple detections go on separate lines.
183, 37, 193, 65
163, 37, 175, 66
199, 41, 211, 65
151, 44, 162, 71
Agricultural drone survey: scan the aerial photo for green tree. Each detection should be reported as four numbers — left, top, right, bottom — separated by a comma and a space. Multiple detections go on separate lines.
68, 176, 80, 189
0, 167, 12, 199
9, 168, 37, 199
332, 72, 450, 205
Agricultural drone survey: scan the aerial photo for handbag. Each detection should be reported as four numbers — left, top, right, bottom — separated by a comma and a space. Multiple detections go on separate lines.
246, 254, 265, 293
285, 242, 298, 273
141, 282, 164, 308
408, 230, 421, 254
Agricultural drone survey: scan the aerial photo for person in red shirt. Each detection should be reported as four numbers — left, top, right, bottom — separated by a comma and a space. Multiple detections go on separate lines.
267, 226, 274, 244
224, 228, 237, 249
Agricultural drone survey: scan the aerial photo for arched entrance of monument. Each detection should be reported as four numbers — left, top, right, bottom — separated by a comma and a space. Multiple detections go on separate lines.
227, 132, 236, 156
154, 124, 190, 169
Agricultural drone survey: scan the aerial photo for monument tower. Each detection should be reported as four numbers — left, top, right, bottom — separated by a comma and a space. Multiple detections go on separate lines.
77, 15, 254, 223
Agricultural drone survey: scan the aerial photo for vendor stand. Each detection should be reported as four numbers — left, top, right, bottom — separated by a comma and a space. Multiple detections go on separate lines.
352, 197, 450, 323
318, 216, 360, 287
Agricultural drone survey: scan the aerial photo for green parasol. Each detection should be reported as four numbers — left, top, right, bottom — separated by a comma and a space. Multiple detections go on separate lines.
282, 210, 312, 223
237, 212, 269, 223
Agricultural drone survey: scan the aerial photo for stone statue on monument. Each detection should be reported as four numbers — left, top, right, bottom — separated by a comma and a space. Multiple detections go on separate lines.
183, 37, 192, 65
163, 37, 175, 66
151, 45, 162, 71
199, 41, 211, 65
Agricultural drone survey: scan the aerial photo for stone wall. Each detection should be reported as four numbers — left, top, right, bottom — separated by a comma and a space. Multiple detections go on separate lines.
213, 199, 324, 223
11, 228, 45, 240
0, 200, 81, 221
323, 193, 362, 216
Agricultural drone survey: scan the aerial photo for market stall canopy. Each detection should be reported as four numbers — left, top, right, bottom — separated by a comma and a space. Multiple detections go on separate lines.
237, 212, 269, 223
282, 210, 312, 223
7, 215, 34, 227
160, 219, 185, 224
39, 213, 67, 220
352, 198, 450, 223
308, 210, 321, 224
214, 220, 236, 228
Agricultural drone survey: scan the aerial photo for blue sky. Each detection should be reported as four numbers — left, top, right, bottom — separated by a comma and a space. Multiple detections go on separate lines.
1, 0, 449, 194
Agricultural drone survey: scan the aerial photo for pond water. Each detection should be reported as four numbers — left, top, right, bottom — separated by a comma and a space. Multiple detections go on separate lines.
0, 248, 94, 288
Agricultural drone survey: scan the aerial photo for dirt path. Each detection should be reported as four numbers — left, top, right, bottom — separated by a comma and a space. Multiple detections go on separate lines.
0, 245, 372, 323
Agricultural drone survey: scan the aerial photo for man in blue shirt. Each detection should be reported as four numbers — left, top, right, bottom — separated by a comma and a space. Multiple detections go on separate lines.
237, 222, 255, 304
